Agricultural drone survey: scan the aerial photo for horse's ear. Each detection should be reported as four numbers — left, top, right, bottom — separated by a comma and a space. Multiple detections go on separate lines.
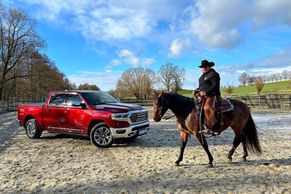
153, 90, 159, 98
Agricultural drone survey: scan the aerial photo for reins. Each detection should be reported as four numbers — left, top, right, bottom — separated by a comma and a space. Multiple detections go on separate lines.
199, 96, 206, 144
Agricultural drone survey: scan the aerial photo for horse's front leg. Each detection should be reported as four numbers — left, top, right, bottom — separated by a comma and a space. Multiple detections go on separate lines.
196, 134, 214, 167
175, 130, 189, 166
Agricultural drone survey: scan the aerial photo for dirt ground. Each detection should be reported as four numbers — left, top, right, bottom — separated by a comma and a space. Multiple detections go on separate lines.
0, 111, 290, 193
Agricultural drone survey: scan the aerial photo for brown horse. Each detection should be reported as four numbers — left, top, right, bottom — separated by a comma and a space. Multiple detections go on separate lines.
152, 92, 261, 167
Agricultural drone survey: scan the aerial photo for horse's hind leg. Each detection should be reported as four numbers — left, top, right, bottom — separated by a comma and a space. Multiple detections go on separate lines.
242, 139, 248, 161
175, 131, 189, 166
227, 134, 242, 162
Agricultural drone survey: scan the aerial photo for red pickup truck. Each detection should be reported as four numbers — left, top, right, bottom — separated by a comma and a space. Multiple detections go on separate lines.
17, 90, 149, 147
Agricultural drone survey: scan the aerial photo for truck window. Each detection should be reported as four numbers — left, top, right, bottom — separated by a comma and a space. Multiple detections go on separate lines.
66, 94, 83, 107
49, 94, 67, 107
81, 91, 119, 105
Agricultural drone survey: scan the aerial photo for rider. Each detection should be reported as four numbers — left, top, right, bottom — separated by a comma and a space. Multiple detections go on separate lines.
195, 59, 222, 135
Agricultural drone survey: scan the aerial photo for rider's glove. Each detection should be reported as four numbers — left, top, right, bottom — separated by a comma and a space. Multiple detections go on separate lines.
200, 91, 206, 96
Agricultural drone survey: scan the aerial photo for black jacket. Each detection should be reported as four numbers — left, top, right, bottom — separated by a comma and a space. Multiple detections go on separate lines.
197, 69, 221, 96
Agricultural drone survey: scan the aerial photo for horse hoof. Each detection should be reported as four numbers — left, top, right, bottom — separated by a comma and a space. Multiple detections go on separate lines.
241, 157, 247, 162
226, 158, 232, 163
207, 163, 214, 168
175, 162, 180, 166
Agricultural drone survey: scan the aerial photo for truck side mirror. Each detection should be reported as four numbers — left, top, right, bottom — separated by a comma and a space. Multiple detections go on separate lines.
72, 102, 87, 109
80, 102, 87, 109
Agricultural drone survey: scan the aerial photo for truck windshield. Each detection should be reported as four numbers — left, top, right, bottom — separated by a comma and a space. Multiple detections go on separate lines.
81, 91, 119, 105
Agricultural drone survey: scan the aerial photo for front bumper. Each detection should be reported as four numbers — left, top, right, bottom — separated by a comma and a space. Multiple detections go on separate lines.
110, 121, 149, 138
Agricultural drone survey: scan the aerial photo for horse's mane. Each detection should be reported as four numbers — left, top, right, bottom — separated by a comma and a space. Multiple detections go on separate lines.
163, 92, 193, 104
162, 92, 195, 118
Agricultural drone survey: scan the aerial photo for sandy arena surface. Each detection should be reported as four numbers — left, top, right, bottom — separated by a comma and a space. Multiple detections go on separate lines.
0, 110, 290, 193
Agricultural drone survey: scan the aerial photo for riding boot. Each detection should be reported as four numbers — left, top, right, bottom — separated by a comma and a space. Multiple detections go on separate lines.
220, 108, 224, 126
217, 95, 224, 126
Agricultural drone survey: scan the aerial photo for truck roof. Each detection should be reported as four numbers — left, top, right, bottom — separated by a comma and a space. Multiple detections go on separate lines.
51, 90, 103, 93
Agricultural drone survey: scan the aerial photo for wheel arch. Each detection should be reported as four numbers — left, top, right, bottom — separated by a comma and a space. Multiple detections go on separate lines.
24, 115, 35, 127
88, 120, 108, 136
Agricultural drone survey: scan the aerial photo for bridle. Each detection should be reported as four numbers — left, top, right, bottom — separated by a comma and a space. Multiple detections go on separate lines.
155, 102, 163, 120
154, 93, 167, 121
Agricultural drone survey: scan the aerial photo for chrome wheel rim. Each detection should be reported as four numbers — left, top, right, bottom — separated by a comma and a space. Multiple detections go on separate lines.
26, 121, 36, 137
93, 126, 112, 146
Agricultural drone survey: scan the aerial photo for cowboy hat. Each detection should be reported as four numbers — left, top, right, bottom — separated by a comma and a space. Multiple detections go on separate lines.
198, 60, 215, 68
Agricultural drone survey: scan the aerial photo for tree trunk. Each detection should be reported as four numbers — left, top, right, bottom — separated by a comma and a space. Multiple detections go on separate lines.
0, 85, 3, 101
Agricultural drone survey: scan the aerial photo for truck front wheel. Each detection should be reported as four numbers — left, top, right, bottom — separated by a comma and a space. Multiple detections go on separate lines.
90, 123, 113, 147
25, 119, 42, 139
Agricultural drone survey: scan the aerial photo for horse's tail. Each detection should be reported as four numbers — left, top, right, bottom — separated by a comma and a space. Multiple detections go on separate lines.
243, 114, 262, 155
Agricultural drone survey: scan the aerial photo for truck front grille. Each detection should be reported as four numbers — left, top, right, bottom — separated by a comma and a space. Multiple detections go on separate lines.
130, 111, 148, 124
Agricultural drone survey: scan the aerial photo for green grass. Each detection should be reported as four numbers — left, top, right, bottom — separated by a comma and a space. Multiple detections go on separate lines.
178, 80, 291, 97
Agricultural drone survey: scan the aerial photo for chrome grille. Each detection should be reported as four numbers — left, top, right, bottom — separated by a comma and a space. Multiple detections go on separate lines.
130, 111, 148, 123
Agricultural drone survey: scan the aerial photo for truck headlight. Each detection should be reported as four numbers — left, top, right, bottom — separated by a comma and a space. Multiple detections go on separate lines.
111, 113, 129, 121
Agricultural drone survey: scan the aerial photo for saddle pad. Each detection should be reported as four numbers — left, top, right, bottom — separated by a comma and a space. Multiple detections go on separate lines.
221, 98, 234, 112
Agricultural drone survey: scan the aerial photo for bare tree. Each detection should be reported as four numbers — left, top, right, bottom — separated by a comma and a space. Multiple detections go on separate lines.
282, 70, 288, 80
117, 67, 155, 99
7, 51, 75, 101
0, 8, 43, 100
247, 76, 254, 85
171, 67, 185, 93
254, 76, 264, 108
78, 83, 100, 90
254, 76, 264, 95
114, 80, 130, 99
158, 63, 185, 91
238, 72, 248, 86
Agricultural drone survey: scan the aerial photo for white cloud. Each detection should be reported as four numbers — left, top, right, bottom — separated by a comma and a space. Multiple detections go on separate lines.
5, 0, 291, 51
236, 70, 246, 74
253, 0, 291, 28
12, 0, 187, 42
106, 49, 155, 70
190, 0, 247, 49
168, 39, 192, 57
217, 49, 291, 86
183, 69, 200, 89
68, 71, 122, 91
190, 0, 291, 49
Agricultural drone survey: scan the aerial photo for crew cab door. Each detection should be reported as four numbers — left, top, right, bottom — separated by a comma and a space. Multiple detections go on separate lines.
64, 94, 89, 133
43, 93, 68, 131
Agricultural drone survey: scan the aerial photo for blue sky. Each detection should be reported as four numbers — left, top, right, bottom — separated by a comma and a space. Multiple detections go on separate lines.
3, 0, 291, 91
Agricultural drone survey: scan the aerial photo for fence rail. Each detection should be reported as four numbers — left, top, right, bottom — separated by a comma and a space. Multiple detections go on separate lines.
1, 94, 290, 113
0, 101, 44, 113
231, 95, 291, 109
121, 94, 291, 109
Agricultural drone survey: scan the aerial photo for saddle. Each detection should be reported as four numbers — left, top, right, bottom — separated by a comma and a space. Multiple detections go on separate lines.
220, 98, 234, 113
198, 97, 234, 137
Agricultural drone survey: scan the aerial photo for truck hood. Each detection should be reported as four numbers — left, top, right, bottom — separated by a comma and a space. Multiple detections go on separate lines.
94, 102, 144, 113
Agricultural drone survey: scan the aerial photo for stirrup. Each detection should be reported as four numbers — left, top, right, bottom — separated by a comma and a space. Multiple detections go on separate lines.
199, 125, 219, 137
198, 125, 212, 135
198, 129, 210, 135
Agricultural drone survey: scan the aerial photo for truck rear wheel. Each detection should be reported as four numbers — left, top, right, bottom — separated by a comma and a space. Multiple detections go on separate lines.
90, 122, 113, 147
25, 119, 42, 139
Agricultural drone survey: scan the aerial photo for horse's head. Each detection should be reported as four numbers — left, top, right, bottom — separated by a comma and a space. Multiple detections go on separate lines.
152, 91, 169, 122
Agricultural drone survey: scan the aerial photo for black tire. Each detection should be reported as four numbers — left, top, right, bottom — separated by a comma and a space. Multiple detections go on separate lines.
25, 119, 42, 139
90, 122, 113, 148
